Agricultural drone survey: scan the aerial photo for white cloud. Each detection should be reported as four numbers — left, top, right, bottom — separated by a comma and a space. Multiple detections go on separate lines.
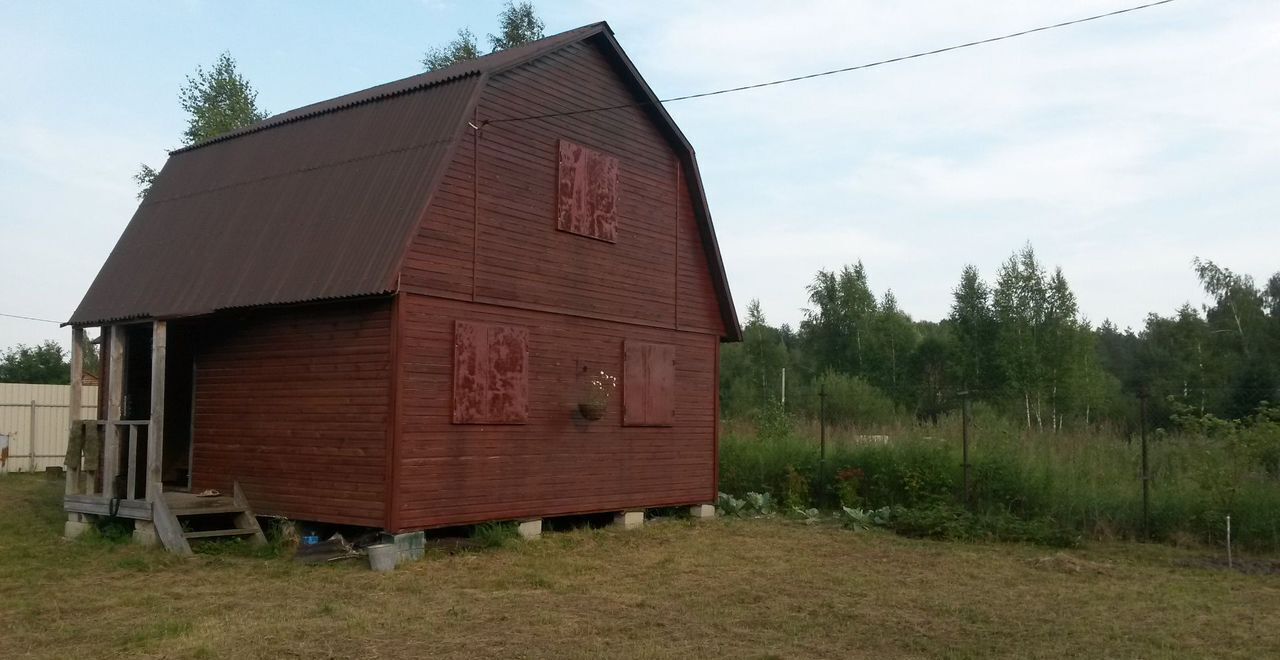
598, 0, 1280, 329
3, 1, 1278, 349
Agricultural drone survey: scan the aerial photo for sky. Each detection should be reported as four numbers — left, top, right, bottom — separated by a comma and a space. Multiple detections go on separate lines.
2, 0, 1278, 350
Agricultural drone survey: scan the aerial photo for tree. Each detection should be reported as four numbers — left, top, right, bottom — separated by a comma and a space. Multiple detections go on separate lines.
1266, 273, 1280, 321
1042, 267, 1081, 430
421, 3, 544, 71
993, 244, 1048, 428
1192, 257, 1265, 357
949, 264, 996, 392
136, 52, 267, 199
802, 263, 877, 376
422, 27, 480, 71
1191, 258, 1277, 416
0, 341, 69, 385
909, 330, 956, 423
869, 290, 917, 394
178, 52, 268, 146
133, 164, 159, 201
720, 300, 791, 417
488, 1, 545, 51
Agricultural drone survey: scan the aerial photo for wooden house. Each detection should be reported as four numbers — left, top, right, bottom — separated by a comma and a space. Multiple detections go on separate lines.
62, 23, 739, 554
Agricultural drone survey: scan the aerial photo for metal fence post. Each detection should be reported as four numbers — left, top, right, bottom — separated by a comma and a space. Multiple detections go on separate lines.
29, 399, 37, 472
961, 390, 971, 509
819, 383, 827, 463
1139, 388, 1150, 541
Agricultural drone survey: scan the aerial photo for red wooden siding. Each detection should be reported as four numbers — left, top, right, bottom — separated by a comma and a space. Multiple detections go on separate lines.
622, 340, 675, 427
399, 40, 729, 332
676, 173, 725, 335
395, 293, 717, 531
190, 299, 392, 527
452, 320, 529, 424
556, 139, 619, 242
400, 124, 477, 301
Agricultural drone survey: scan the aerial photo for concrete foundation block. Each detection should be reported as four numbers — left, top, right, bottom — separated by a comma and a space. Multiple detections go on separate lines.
64, 519, 93, 540
391, 531, 425, 564
689, 504, 716, 519
133, 521, 159, 548
517, 519, 542, 540
614, 510, 645, 530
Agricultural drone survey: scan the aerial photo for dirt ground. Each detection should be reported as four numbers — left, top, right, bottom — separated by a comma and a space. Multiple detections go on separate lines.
2, 474, 1277, 659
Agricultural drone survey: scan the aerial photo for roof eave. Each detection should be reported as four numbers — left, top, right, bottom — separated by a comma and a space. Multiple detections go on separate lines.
591, 30, 742, 342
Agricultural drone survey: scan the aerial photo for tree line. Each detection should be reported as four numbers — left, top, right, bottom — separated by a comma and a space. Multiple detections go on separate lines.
721, 245, 1280, 431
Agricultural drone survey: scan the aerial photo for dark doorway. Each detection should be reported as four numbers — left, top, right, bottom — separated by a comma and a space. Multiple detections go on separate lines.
117, 322, 197, 493
163, 320, 197, 491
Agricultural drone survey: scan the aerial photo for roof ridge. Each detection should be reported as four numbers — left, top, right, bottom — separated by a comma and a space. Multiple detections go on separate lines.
170, 22, 610, 156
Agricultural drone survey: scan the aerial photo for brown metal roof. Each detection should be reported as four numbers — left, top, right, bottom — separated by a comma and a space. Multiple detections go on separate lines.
70, 22, 740, 340
69, 73, 479, 326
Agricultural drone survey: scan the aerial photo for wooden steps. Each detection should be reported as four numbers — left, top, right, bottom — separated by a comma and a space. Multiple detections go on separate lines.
154, 482, 267, 555
182, 528, 259, 540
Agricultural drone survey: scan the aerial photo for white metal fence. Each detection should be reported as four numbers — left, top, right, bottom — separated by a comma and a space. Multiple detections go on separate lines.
0, 383, 99, 473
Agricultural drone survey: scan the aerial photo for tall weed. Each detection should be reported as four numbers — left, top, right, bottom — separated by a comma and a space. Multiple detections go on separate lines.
720, 404, 1280, 551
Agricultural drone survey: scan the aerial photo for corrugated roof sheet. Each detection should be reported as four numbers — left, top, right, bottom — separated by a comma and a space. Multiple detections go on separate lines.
70, 73, 480, 325
70, 25, 607, 327
171, 23, 608, 156
69, 21, 740, 339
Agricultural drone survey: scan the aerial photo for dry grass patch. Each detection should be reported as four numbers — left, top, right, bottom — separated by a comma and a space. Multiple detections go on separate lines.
1, 475, 1278, 659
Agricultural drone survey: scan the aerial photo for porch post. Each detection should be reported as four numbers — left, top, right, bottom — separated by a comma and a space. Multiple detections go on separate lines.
147, 320, 166, 502
103, 326, 125, 497
64, 327, 92, 539
65, 327, 84, 496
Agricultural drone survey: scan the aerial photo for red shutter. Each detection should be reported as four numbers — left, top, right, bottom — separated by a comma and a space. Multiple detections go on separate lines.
557, 139, 618, 242
647, 343, 675, 426
453, 321, 528, 424
623, 341, 675, 427
453, 321, 487, 424
487, 324, 529, 423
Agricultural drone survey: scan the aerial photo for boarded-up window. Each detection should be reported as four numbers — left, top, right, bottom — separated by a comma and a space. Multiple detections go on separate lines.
622, 341, 675, 426
453, 321, 529, 424
557, 139, 619, 242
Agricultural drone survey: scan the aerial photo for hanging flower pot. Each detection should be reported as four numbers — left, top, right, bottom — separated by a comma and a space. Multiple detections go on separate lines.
576, 367, 617, 422
578, 401, 607, 421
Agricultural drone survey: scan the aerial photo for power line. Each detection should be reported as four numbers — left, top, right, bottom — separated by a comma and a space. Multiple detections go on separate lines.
484, 0, 1178, 125
0, 312, 62, 324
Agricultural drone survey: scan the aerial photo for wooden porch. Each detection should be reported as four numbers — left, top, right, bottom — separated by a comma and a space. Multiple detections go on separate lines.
63, 321, 265, 554
63, 321, 166, 519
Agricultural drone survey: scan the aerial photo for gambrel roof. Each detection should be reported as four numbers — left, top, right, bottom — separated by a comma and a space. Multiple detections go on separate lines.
70, 22, 740, 340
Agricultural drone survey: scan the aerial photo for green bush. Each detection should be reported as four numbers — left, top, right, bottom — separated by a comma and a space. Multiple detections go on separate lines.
796, 371, 900, 428
719, 406, 1280, 551
783, 466, 811, 509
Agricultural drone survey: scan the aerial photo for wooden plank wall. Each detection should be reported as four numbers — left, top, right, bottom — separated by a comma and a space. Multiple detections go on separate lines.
401, 40, 726, 337
392, 39, 729, 530
190, 299, 392, 527
396, 294, 717, 530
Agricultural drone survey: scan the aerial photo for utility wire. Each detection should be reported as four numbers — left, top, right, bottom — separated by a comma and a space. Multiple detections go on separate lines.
485, 0, 1178, 125
0, 2, 1180, 329
0, 312, 62, 324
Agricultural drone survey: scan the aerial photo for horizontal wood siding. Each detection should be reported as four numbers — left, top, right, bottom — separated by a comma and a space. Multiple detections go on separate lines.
400, 40, 730, 335
472, 43, 677, 327
396, 293, 716, 530
401, 123, 476, 300
191, 299, 392, 527
676, 176, 726, 335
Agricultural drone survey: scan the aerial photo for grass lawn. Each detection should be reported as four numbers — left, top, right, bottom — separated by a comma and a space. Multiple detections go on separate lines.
1, 475, 1277, 659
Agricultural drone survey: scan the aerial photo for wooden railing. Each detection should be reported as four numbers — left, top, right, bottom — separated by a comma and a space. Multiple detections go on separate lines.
67, 419, 153, 502
105, 420, 151, 501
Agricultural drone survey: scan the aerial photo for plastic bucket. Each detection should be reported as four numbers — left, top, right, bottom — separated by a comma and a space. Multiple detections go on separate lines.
367, 542, 397, 572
